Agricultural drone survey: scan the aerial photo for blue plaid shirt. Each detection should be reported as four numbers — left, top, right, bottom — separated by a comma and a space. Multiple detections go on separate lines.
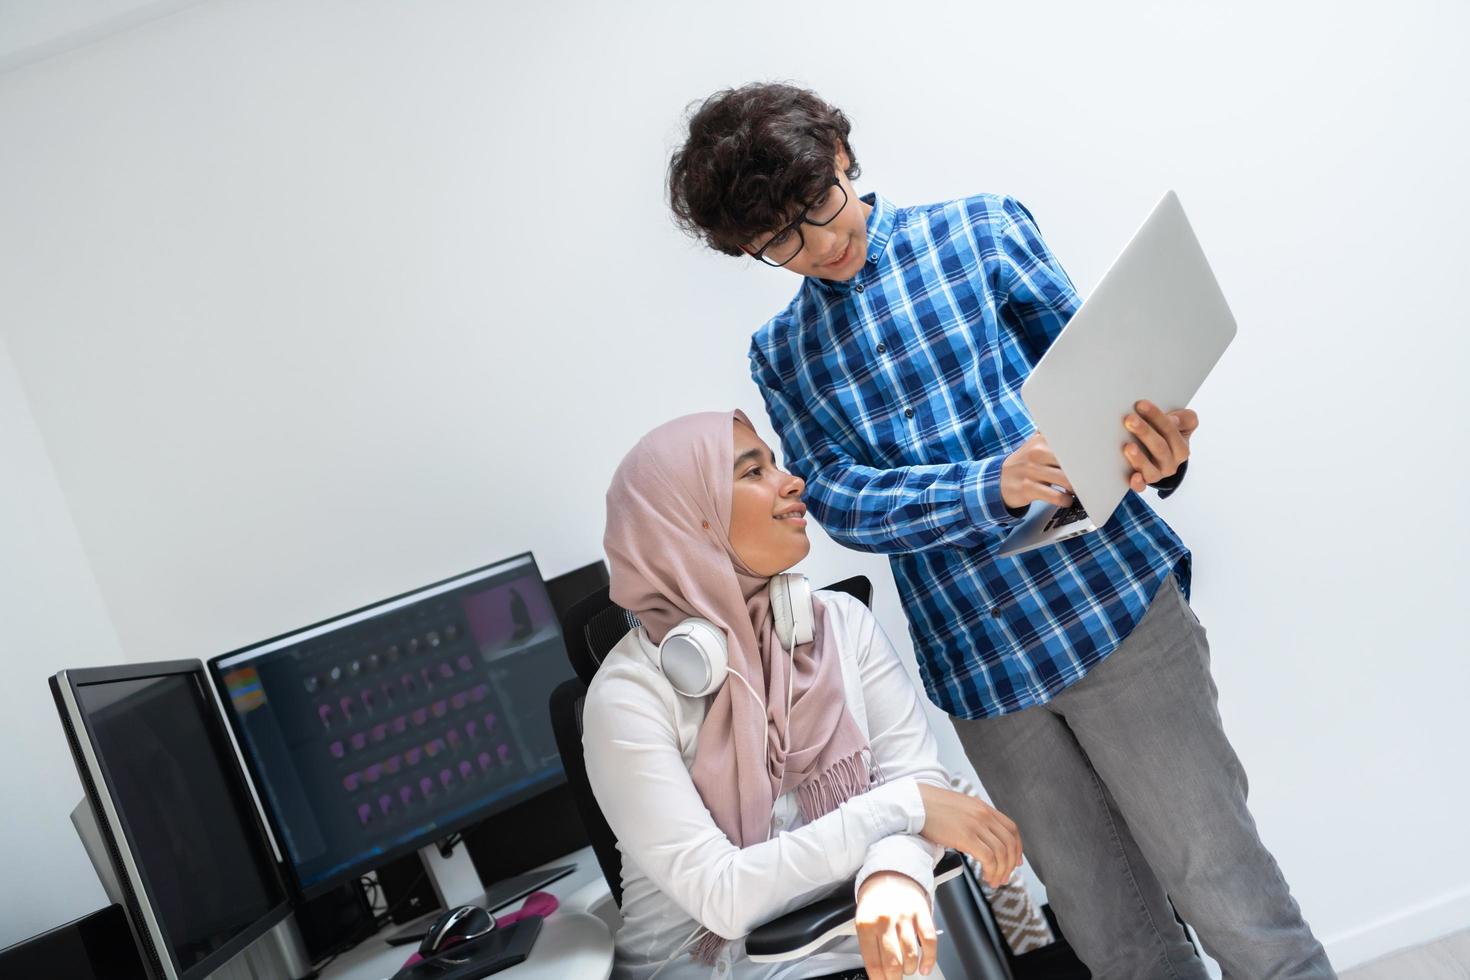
749, 192, 1191, 720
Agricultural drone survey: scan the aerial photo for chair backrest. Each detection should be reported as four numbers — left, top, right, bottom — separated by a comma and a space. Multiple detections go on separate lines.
547, 575, 873, 908
815, 574, 873, 611
548, 676, 625, 905
560, 585, 636, 687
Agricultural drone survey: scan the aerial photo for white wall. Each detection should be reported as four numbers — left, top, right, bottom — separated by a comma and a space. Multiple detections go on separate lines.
1, 0, 1467, 965
0, 0, 205, 74
0, 335, 121, 943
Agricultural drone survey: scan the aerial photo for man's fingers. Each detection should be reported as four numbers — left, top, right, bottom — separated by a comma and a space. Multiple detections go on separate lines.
1169, 408, 1200, 437
1163, 426, 1190, 465
1134, 399, 1167, 426
1127, 402, 1173, 456
1140, 400, 1191, 461
1124, 412, 1173, 471
1030, 482, 1073, 508
1137, 400, 1193, 466
1029, 446, 1061, 468
1123, 443, 1164, 483
1028, 464, 1073, 492
1022, 433, 1059, 465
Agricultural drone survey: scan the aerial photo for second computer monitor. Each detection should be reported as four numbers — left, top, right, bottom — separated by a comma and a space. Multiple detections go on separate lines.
50, 661, 292, 980
210, 553, 573, 897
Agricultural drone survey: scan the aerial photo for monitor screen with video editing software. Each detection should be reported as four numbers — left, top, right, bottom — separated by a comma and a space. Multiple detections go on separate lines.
210, 553, 574, 897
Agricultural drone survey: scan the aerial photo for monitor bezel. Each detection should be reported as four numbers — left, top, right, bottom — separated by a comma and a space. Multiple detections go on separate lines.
51, 659, 293, 980
205, 552, 569, 901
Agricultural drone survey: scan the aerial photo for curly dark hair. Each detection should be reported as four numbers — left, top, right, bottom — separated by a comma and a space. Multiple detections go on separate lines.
667, 83, 859, 256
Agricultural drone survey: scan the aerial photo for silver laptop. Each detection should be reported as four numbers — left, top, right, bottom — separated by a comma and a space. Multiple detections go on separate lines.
997, 191, 1237, 558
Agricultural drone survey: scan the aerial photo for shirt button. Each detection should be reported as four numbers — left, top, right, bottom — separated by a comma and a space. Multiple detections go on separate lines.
990, 607, 1002, 618
876, 343, 886, 354
904, 408, 915, 419
854, 283, 864, 293
869, 253, 878, 262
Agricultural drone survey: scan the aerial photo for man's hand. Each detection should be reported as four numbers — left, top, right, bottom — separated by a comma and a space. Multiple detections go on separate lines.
855, 871, 938, 979
1122, 401, 1198, 493
1001, 433, 1073, 511
915, 782, 1022, 888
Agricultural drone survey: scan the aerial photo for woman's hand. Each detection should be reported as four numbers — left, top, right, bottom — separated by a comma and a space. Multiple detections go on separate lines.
916, 782, 1023, 888
855, 871, 938, 979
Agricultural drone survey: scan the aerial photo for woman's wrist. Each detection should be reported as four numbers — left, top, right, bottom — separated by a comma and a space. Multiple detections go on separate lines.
858, 869, 923, 900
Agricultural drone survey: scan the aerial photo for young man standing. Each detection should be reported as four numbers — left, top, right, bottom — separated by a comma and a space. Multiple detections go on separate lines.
667, 83, 1335, 979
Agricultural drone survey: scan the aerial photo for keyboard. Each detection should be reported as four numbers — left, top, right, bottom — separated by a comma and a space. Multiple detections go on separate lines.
1043, 498, 1089, 532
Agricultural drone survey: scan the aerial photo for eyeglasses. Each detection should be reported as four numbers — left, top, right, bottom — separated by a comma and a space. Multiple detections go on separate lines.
749, 178, 849, 268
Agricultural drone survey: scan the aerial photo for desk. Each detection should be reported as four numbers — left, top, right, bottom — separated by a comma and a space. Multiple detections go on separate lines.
321, 846, 615, 980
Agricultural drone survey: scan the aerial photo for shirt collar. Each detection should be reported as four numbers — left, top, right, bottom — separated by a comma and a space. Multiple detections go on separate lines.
809, 191, 895, 295
862, 192, 896, 259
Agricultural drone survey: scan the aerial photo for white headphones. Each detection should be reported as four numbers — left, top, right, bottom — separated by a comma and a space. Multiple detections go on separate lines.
657, 573, 814, 699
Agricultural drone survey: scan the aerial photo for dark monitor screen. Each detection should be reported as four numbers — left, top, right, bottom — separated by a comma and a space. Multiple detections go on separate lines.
209, 553, 574, 896
60, 664, 290, 978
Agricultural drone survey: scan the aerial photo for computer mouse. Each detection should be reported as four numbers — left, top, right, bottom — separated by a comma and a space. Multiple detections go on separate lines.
418, 904, 495, 958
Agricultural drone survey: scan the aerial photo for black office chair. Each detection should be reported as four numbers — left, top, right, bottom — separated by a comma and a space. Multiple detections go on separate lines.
548, 575, 1014, 978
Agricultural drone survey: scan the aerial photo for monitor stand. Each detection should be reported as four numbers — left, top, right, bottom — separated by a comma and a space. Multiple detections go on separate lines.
420, 836, 487, 908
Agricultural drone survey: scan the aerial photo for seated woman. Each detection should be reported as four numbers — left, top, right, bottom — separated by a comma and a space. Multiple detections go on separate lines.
583, 410, 1022, 980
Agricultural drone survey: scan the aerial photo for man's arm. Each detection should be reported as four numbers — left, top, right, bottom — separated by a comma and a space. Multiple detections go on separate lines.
993, 195, 1081, 365
999, 198, 1196, 498
750, 357, 1021, 556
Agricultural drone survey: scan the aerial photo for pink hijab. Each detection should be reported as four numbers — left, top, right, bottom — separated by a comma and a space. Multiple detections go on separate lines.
604, 411, 877, 938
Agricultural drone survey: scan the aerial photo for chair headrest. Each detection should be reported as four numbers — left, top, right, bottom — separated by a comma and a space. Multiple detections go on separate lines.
561, 586, 641, 686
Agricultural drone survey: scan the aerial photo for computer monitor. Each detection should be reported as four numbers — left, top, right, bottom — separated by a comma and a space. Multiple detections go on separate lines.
207, 553, 574, 899
50, 661, 293, 980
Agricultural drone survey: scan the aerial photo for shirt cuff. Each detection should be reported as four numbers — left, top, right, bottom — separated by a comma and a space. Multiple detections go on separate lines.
964, 456, 1023, 529
1150, 460, 1188, 498
855, 835, 942, 905
856, 776, 927, 841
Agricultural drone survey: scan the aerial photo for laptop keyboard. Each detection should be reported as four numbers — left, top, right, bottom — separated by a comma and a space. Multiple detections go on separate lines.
1044, 497, 1089, 532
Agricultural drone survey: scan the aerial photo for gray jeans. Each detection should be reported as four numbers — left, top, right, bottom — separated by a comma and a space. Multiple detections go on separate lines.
951, 576, 1335, 980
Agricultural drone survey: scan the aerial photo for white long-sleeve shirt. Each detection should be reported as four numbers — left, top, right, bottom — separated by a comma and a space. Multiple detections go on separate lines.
581, 590, 950, 980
